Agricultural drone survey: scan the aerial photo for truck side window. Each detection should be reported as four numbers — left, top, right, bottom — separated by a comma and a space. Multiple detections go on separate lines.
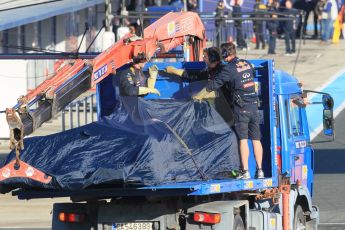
289, 98, 303, 136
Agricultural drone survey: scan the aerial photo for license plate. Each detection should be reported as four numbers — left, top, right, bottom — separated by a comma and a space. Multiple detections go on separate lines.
112, 222, 153, 230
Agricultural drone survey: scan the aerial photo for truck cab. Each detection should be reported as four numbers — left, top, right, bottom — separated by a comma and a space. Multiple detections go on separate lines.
276, 71, 313, 192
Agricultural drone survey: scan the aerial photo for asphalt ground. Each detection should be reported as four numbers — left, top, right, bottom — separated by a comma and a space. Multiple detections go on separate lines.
313, 107, 345, 228
0, 38, 344, 229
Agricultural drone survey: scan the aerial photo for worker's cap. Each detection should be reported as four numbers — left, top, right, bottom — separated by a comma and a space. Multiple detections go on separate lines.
133, 52, 147, 64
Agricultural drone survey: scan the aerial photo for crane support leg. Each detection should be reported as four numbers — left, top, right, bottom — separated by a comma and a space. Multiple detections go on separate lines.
280, 177, 291, 230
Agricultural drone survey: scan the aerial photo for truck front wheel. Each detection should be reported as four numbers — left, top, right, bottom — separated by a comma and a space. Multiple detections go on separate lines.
233, 214, 245, 230
293, 205, 306, 230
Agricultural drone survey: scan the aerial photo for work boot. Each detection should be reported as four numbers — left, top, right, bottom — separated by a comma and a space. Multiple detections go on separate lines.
256, 168, 265, 179
236, 170, 250, 179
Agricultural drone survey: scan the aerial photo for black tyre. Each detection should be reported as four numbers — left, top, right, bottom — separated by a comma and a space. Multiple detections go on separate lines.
233, 214, 245, 230
293, 205, 306, 230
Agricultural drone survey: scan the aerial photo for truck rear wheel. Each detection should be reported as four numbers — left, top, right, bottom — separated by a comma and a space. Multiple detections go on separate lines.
233, 214, 245, 230
293, 205, 306, 230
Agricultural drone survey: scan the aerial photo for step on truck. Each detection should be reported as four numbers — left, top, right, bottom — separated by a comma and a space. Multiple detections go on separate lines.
0, 12, 334, 230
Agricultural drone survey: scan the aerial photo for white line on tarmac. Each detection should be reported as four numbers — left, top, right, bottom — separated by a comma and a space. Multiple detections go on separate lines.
308, 67, 345, 140
319, 223, 345, 225
313, 67, 345, 92
315, 53, 322, 58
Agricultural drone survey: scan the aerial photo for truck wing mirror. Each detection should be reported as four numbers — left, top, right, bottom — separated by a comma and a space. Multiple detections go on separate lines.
323, 109, 334, 136
303, 90, 335, 143
322, 94, 334, 110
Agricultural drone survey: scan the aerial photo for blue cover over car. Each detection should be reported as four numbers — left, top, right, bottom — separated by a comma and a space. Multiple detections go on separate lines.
1, 97, 240, 191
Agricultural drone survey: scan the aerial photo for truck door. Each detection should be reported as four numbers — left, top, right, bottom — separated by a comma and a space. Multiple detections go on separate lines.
285, 95, 312, 189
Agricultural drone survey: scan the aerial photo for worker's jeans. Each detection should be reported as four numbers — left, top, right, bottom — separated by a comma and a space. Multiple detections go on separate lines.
321, 18, 333, 41
284, 30, 296, 53
268, 32, 277, 54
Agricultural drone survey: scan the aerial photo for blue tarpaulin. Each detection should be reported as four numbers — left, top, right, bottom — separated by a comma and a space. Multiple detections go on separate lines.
1, 98, 240, 192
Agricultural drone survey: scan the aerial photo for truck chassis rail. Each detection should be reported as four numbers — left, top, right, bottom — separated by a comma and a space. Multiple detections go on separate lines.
13, 177, 278, 201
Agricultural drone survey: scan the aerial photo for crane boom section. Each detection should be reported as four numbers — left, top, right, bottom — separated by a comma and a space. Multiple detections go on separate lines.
91, 12, 206, 84
144, 12, 205, 42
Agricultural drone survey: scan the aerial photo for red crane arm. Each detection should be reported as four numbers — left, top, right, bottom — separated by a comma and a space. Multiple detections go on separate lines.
91, 11, 206, 85
2, 12, 207, 186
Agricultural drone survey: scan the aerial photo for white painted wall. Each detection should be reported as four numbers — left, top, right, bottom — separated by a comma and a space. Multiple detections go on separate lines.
0, 60, 28, 139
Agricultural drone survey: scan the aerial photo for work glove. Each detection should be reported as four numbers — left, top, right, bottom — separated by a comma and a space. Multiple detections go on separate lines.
148, 65, 158, 79
192, 88, 217, 101
165, 66, 184, 76
138, 87, 161, 96
148, 65, 158, 89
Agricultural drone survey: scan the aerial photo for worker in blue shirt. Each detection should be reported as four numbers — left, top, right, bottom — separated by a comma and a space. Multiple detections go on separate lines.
193, 42, 264, 180
253, 0, 267, 50
267, 11, 279, 54
283, 0, 298, 55
233, 0, 248, 49
118, 52, 160, 97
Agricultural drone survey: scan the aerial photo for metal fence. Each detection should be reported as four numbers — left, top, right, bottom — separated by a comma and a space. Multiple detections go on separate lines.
61, 93, 97, 131
204, 19, 256, 46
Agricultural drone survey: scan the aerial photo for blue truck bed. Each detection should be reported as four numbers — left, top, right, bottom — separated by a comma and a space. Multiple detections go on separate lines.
6, 59, 278, 200
13, 177, 278, 200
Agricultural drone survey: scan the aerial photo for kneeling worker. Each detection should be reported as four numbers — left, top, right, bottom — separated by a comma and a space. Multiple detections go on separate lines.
119, 52, 161, 97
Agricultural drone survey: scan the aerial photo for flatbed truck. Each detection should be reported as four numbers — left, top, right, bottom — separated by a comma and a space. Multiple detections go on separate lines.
9, 58, 334, 230
0, 12, 334, 230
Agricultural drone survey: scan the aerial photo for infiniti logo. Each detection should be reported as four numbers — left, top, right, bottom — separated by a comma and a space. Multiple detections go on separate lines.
243, 73, 251, 79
